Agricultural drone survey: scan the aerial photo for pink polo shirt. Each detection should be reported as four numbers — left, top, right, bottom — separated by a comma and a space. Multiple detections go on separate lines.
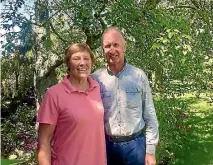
37, 75, 106, 165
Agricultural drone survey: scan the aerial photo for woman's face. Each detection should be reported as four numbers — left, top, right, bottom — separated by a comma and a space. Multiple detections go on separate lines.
69, 51, 92, 80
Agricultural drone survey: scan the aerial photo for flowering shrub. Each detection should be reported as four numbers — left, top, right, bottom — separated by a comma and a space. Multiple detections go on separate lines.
1, 104, 37, 164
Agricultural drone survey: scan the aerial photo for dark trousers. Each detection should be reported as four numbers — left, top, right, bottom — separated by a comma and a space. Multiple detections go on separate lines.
106, 133, 146, 165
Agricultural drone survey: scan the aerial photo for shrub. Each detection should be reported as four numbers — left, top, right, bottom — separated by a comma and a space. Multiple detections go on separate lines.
155, 97, 189, 165
1, 104, 37, 164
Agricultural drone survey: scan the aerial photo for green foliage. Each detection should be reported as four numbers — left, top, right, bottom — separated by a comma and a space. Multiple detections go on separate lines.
155, 97, 189, 164
1, 55, 34, 98
1, 0, 212, 164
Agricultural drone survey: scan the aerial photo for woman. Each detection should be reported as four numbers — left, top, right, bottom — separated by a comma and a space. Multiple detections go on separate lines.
37, 43, 106, 165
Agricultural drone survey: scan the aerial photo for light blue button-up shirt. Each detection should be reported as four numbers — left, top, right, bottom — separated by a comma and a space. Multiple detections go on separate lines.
91, 63, 159, 154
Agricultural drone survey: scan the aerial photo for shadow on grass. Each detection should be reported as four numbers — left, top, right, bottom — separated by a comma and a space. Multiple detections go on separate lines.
156, 95, 213, 165
172, 102, 213, 165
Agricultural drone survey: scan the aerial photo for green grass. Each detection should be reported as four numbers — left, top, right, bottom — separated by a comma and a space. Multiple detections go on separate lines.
171, 93, 213, 165
0, 159, 25, 165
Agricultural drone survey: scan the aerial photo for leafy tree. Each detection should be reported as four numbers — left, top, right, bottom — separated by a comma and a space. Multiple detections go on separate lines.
1, 0, 212, 164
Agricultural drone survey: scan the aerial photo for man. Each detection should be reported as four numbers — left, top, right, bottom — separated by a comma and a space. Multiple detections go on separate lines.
92, 27, 159, 165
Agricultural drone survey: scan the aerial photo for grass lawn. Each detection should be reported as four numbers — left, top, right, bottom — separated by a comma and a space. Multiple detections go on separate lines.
172, 93, 213, 165
0, 159, 25, 165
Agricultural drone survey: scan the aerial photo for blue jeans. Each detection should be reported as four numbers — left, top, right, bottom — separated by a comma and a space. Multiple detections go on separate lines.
106, 133, 146, 165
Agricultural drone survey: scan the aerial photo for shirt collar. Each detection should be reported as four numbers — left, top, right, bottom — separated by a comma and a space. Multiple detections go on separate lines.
62, 75, 97, 93
107, 59, 127, 76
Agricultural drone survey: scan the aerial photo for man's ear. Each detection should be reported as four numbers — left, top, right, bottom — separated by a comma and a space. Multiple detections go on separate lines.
124, 42, 127, 53
102, 47, 106, 57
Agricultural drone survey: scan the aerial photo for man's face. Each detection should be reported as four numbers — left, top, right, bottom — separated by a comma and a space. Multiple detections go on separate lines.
102, 30, 126, 66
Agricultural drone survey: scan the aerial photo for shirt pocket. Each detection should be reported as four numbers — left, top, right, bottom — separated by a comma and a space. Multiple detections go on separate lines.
125, 88, 142, 117
101, 91, 112, 113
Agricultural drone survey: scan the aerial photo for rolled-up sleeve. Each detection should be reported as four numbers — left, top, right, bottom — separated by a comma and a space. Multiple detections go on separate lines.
36, 90, 59, 125
142, 73, 159, 154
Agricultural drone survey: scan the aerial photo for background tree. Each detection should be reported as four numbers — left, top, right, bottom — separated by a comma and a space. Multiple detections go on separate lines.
1, 0, 212, 164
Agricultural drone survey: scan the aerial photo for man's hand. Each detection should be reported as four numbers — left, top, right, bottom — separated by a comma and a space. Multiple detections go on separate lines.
145, 153, 156, 165
50, 140, 57, 159
51, 147, 57, 159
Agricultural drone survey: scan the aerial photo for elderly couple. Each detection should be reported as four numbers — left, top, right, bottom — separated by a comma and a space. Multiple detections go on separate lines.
37, 27, 159, 165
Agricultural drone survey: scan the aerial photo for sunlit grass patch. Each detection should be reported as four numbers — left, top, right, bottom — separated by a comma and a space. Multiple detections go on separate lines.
1, 159, 25, 165
170, 92, 213, 165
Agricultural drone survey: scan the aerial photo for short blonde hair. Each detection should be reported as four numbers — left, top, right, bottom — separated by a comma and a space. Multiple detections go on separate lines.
101, 26, 126, 45
64, 43, 95, 72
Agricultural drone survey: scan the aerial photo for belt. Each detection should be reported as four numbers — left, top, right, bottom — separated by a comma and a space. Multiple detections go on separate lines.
106, 130, 143, 143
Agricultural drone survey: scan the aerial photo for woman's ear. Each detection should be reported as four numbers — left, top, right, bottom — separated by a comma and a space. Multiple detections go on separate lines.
67, 67, 70, 74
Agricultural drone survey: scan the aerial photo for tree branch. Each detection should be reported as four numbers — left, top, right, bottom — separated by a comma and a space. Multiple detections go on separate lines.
94, 1, 107, 29
190, 0, 201, 9
52, 0, 74, 21
49, 22, 69, 43
84, 1, 107, 48
41, 10, 62, 26
36, 59, 63, 85
145, 0, 161, 9
175, 5, 197, 10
